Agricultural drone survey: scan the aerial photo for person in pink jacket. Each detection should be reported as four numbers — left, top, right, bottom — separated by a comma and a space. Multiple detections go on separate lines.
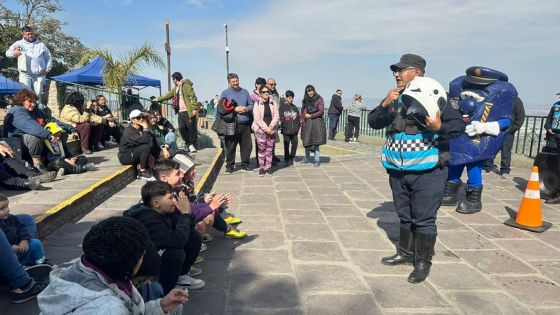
252, 85, 279, 176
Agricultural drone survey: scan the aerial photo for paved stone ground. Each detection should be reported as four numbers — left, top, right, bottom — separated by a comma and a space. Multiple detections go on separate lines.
184, 136, 560, 315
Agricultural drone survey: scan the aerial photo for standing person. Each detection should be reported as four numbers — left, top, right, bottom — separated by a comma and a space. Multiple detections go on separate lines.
484, 98, 525, 178
197, 102, 208, 129
251, 77, 266, 166
368, 54, 464, 283
300, 85, 327, 167
345, 94, 366, 142
544, 93, 560, 204
252, 85, 279, 176
266, 77, 282, 163
153, 72, 198, 153
5, 26, 51, 108
279, 90, 300, 165
327, 89, 343, 140
219, 73, 254, 174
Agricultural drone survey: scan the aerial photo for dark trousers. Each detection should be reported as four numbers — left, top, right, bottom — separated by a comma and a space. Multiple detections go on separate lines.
178, 112, 197, 147
328, 114, 340, 139
90, 124, 105, 147
224, 124, 252, 169
118, 144, 153, 169
388, 167, 447, 234
159, 230, 202, 294
0, 154, 35, 189
102, 124, 122, 144
485, 132, 515, 174
283, 134, 298, 161
75, 123, 91, 148
345, 116, 360, 140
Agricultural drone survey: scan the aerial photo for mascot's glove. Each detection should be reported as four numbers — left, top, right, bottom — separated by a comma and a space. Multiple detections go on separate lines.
466, 121, 501, 137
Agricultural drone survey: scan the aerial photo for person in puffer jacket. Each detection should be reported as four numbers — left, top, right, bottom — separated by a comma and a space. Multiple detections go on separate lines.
368, 54, 464, 285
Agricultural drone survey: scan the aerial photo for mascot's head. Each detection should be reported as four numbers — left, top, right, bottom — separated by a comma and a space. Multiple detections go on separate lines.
401, 76, 447, 127
456, 66, 508, 121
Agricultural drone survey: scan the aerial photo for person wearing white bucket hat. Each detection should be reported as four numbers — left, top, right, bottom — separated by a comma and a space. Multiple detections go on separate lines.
368, 54, 465, 284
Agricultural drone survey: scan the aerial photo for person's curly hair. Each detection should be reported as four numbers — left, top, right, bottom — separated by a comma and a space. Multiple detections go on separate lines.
13, 89, 38, 105
65, 91, 85, 108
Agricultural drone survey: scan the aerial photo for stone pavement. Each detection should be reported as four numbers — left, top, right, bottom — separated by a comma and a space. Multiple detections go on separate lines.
184, 137, 560, 314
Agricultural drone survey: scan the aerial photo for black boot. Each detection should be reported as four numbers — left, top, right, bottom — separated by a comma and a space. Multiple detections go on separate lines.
381, 227, 414, 266
442, 181, 461, 206
408, 232, 436, 283
456, 186, 483, 214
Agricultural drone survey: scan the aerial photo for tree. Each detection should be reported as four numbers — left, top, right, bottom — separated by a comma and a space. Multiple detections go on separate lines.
0, 0, 87, 79
86, 43, 165, 93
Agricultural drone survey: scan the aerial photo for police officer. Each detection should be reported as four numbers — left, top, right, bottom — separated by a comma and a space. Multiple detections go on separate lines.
544, 93, 560, 204
368, 54, 465, 283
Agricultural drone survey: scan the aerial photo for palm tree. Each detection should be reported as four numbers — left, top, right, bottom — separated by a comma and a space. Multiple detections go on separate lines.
81, 43, 165, 93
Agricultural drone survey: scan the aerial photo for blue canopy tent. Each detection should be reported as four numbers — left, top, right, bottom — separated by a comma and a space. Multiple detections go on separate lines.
51, 56, 161, 88
0, 74, 22, 94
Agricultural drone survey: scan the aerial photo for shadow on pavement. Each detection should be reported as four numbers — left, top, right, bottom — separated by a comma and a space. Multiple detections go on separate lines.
367, 201, 399, 246
513, 176, 528, 193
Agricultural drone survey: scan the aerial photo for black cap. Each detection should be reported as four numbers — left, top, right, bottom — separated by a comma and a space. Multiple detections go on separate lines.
464, 66, 508, 86
390, 54, 426, 72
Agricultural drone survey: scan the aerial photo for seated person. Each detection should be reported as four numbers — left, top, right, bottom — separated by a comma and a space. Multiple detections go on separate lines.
0, 228, 49, 304
42, 123, 97, 176
123, 181, 205, 294
118, 110, 164, 180
153, 156, 246, 239
59, 91, 106, 154
0, 142, 55, 190
38, 216, 187, 314
3, 89, 59, 173
93, 95, 122, 148
0, 195, 47, 266
149, 109, 177, 151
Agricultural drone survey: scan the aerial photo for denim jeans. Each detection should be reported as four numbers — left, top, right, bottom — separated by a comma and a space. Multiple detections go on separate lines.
0, 229, 32, 289
14, 214, 44, 265
305, 145, 320, 163
19, 72, 45, 107
165, 131, 178, 151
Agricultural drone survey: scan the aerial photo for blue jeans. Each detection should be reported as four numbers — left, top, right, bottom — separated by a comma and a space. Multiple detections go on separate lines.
19, 72, 45, 107
0, 229, 32, 290
14, 214, 44, 265
165, 131, 178, 151
328, 114, 340, 139
305, 146, 320, 163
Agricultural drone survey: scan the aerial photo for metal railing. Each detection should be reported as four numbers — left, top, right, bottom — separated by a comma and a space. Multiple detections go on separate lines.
326, 110, 548, 158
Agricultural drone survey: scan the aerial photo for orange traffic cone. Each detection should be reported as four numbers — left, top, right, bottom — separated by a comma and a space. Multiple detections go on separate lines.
505, 166, 552, 233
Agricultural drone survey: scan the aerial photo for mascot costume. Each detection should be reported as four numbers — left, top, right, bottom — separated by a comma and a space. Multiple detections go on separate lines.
442, 66, 516, 214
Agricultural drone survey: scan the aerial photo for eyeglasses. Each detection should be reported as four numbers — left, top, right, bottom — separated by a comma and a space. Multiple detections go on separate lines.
393, 67, 417, 74
268, 83, 276, 86
261, 90, 270, 94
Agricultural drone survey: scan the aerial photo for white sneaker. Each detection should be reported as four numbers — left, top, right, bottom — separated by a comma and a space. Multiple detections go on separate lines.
200, 243, 207, 253
176, 275, 205, 289
57, 168, 65, 177
188, 145, 197, 153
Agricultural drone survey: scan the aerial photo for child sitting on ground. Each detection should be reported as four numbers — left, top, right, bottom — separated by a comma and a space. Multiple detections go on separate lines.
0, 194, 47, 266
42, 122, 97, 176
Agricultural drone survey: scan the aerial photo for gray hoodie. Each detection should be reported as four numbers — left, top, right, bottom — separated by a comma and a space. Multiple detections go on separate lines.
346, 100, 366, 117
38, 259, 166, 315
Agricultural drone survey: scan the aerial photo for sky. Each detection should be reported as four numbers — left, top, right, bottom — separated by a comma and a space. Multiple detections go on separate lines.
5, 0, 560, 113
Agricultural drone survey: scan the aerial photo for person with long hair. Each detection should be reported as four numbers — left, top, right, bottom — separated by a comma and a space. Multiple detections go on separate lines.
345, 94, 366, 142
300, 85, 326, 167
252, 85, 279, 176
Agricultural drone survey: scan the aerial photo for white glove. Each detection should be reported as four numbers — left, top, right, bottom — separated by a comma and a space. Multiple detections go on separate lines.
465, 121, 500, 137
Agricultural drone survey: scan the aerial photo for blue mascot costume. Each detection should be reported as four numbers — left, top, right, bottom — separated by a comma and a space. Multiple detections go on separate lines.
442, 66, 516, 214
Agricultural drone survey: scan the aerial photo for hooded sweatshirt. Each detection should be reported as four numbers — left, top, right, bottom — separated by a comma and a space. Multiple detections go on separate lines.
6, 38, 52, 75
37, 259, 165, 315
123, 203, 194, 250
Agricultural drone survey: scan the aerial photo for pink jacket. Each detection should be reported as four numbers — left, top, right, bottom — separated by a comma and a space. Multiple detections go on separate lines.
252, 99, 279, 133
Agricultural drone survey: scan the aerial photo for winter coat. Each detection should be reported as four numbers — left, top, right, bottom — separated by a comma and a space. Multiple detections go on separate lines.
252, 99, 279, 134
301, 97, 327, 147
60, 105, 105, 127
279, 102, 301, 135
118, 125, 153, 157
123, 203, 194, 250
0, 214, 31, 245
347, 100, 366, 118
6, 38, 52, 75
328, 94, 343, 115
507, 97, 525, 134
156, 79, 198, 115
3, 105, 52, 139
37, 259, 166, 315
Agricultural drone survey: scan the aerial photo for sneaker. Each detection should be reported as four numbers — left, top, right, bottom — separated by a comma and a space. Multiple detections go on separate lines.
501, 173, 509, 179
11, 280, 48, 304
225, 228, 247, 239
176, 275, 205, 290
85, 163, 98, 172
81, 147, 92, 155
202, 233, 213, 243
266, 169, 273, 175
194, 256, 204, 264
224, 214, 242, 225
29, 170, 57, 183
299, 158, 310, 165
188, 266, 202, 277
200, 243, 207, 253
96, 144, 105, 150
35, 163, 49, 174
25, 264, 53, 282
258, 169, 266, 177
137, 170, 155, 181
24, 179, 42, 190
188, 145, 197, 153
314, 162, 321, 167
224, 167, 234, 175
57, 168, 65, 177
240, 166, 253, 172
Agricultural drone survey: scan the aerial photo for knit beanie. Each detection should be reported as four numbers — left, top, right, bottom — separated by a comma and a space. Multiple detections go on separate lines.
82, 217, 149, 282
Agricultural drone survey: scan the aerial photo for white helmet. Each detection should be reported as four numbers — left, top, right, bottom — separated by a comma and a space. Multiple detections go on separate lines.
401, 76, 447, 120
